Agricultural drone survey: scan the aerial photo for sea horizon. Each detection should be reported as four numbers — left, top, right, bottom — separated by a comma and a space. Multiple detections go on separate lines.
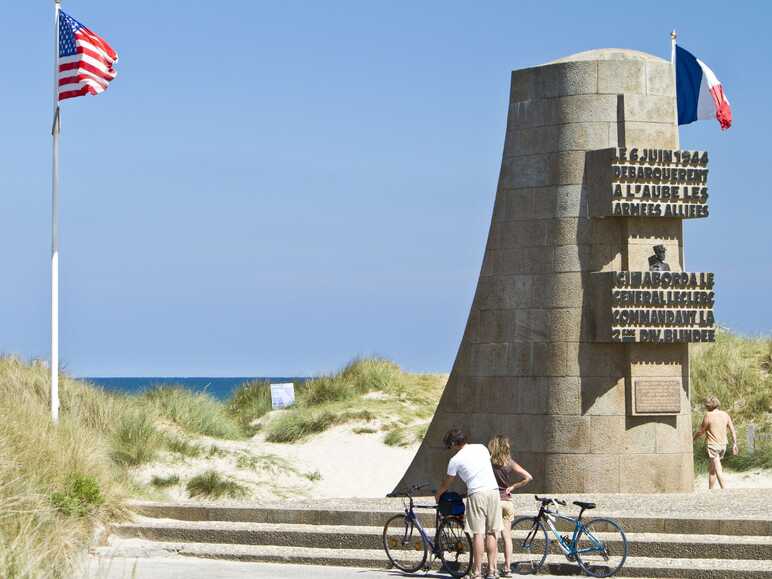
84, 376, 310, 400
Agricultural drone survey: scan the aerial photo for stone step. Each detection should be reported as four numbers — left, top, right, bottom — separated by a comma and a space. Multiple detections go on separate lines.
93, 539, 772, 578
130, 501, 772, 536
112, 518, 772, 560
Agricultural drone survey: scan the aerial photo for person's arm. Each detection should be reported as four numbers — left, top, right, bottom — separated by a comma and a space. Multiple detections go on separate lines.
727, 413, 739, 455
435, 475, 456, 503
693, 415, 708, 441
506, 461, 533, 493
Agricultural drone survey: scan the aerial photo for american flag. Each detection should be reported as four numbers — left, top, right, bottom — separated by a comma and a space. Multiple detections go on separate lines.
58, 11, 118, 101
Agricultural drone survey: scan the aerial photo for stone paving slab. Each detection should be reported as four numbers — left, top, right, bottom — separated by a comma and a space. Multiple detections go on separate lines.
112, 518, 772, 560
130, 488, 772, 519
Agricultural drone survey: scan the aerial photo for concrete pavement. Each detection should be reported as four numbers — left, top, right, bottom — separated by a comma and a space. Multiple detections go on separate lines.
84, 558, 576, 579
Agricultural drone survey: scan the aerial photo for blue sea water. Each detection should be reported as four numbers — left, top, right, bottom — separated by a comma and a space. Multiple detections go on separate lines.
85, 377, 309, 401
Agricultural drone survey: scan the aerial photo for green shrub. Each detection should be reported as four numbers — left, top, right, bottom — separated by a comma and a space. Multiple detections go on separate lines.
150, 474, 180, 488
50, 474, 104, 517
227, 380, 273, 432
186, 470, 248, 499
141, 386, 244, 439
111, 410, 162, 466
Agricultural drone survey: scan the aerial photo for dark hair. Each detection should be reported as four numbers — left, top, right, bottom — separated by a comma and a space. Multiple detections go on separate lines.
442, 429, 467, 449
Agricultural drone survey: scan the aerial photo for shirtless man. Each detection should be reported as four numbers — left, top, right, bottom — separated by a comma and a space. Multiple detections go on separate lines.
693, 395, 738, 489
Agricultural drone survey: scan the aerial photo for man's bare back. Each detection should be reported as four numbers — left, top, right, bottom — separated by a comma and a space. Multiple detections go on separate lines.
702, 409, 731, 446
693, 396, 738, 489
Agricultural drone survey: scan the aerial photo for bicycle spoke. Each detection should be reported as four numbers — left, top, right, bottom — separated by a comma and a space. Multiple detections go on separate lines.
510, 516, 547, 575
437, 517, 472, 578
574, 518, 628, 578
382, 514, 428, 573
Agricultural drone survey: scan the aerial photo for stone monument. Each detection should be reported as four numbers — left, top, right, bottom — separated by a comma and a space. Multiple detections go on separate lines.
396, 48, 716, 493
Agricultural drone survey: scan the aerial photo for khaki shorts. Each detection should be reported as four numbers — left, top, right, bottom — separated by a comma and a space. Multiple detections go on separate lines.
501, 499, 515, 524
464, 489, 502, 536
707, 443, 726, 459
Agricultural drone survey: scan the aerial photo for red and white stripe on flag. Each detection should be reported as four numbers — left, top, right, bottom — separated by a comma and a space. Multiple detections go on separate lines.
58, 11, 118, 101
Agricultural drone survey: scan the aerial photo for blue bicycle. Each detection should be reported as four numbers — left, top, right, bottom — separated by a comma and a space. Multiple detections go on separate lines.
384, 482, 472, 577
510, 496, 628, 577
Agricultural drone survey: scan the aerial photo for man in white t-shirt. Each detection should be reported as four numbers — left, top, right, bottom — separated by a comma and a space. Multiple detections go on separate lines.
435, 429, 502, 579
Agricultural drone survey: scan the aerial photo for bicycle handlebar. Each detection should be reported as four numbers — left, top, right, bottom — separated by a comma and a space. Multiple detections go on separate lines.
535, 495, 566, 506
387, 481, 435, 498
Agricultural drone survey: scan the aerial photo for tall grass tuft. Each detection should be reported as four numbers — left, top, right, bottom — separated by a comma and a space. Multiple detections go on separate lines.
141, 385, 244, 439
111, 410, 162, 466
226, 380, 273, 433
300, 357, 401, 405
265, 410, 342, 442
186, 470, 249, 499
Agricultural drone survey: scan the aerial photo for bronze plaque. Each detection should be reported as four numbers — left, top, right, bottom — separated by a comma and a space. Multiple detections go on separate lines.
634, 379, 681, 415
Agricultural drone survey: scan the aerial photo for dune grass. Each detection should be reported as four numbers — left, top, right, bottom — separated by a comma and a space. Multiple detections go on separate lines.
150, 474, 181, 489
226, 379, 273, 433
257, 357, 445, 443
691, 329, 772, 473
0, 356, 130, 578
186, 470, 249, 499
141, 385, 244, 439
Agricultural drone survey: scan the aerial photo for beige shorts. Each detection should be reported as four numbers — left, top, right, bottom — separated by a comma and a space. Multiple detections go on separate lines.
501, 499, 515, 524
464, 489, 502, 536
707, 443, 726, 459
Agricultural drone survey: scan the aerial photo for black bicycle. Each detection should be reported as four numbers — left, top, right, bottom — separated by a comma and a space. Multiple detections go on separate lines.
510, 496, 628, 577
384, 482, 472, 577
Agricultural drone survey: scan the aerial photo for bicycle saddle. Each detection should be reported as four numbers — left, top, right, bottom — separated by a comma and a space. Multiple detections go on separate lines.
573, 501, 596, 509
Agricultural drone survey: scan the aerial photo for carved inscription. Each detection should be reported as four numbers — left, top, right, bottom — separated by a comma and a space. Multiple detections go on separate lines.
610, 271, 716, 343
634, 379, 681, 415
612, 147, 709, 218
589, 147, 710, 219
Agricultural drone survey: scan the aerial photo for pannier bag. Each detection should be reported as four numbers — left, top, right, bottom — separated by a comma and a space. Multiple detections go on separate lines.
438, 491, 465, 516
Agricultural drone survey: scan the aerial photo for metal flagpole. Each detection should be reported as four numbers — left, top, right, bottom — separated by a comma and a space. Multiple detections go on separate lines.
671, 29, 686, 272
51, 0, 61, 423
671, 30, 679, 148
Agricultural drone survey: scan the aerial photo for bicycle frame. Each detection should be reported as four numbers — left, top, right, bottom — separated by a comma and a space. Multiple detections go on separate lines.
541, 507, 584, 557
399, 495, 443, 555
529, 502, 607, 559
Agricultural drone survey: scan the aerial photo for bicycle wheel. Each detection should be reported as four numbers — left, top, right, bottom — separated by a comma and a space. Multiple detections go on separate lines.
509, 516, 548, 575
437, 516, 472, 578
383, 513, 428, 573
575, 518, 628, 578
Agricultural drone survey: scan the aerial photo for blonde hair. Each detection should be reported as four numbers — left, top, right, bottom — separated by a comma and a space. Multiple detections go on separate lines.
704, 395, 720, 411
487, 434, 512, 467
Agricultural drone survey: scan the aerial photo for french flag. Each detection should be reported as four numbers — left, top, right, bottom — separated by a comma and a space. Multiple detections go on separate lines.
676, 45, 732, 130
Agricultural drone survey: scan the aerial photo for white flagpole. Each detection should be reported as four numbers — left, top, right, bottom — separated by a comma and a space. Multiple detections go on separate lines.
51, 0, 61, 423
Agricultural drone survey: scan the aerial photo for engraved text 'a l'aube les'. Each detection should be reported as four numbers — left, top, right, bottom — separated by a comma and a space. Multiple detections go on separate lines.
588, 147, 711, 219
611, 147, 709, 218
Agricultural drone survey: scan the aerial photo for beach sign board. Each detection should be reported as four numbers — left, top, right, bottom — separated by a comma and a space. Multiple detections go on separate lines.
270, 382, 295, 409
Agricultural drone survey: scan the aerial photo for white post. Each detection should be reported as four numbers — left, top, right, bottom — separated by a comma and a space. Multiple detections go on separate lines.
51, 0, 61, 423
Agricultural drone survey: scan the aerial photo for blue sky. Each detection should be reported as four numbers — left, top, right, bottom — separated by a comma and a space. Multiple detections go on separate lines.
0, 1, 769, 376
